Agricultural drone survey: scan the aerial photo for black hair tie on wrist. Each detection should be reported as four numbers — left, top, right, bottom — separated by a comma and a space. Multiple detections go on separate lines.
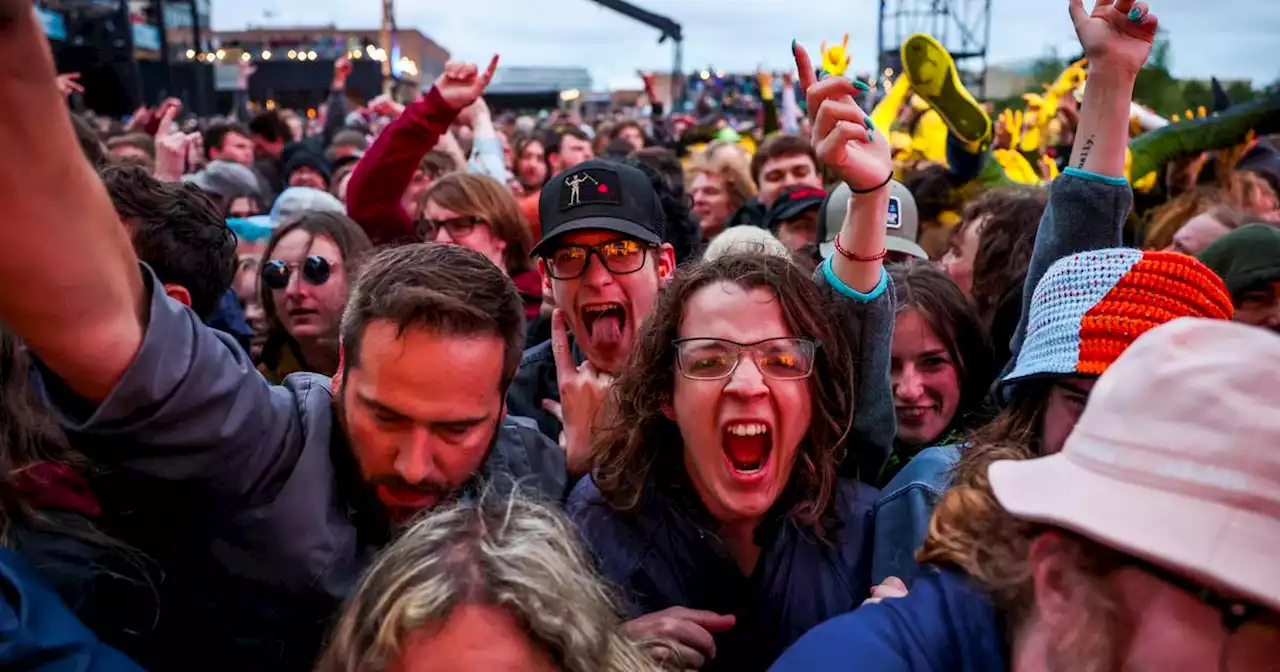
848, 171, 894, 194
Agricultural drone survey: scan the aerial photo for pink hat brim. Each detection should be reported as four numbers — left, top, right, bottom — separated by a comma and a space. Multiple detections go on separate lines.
989, 446, 1280, 613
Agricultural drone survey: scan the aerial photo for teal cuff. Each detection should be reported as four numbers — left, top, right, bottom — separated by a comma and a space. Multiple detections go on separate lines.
1063, 167, 1128, 186
821, 258, 888, 302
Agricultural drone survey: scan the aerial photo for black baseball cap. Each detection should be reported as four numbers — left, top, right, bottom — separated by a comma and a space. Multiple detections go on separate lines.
764, 185, 827, 231
532, 159, 665, 257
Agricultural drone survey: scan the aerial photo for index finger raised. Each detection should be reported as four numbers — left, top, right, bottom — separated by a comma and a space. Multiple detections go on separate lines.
792, 41, 817, 93
479, 54, 500, 89
551, 308, 578, 382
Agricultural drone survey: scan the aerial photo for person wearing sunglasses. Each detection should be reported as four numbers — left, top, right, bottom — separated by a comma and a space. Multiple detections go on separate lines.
417, 172, 541, 320
506, 159, 678, 444
257, 211, 372, 383
564, 43, 907, 670
772, 318, 1280, 672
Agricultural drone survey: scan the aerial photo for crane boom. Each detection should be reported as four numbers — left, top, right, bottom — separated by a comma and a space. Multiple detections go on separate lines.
585, 0, 684, 106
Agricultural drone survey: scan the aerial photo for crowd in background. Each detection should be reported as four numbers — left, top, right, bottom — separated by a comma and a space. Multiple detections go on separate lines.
0, 0, 1278, 670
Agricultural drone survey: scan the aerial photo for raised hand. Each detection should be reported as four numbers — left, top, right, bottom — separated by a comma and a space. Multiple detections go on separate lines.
793, 41, 892, 192
546, 309, 614, 477
433, 55, 500, 111
153, 104, 197, 181
1068, 0, 1158, 77
236, 60, 257, 90
55, 73, 84, 99
332, 56, 352, 89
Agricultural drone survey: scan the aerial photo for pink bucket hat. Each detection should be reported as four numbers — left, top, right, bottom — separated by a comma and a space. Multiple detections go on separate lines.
989, 318, 1280, 612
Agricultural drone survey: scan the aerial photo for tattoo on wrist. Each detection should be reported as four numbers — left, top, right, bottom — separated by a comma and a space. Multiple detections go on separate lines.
1077, 136, 1095, 169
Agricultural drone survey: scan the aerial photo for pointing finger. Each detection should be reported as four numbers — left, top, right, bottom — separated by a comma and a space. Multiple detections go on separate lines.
541, 399, 563, 422
792, 41, 817, 94
479, 54, 500, 89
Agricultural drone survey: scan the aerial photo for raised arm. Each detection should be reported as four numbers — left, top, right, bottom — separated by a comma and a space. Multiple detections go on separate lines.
320, 57, 352, 147
1001, 0, 1157, 386
0, 4, 145, 402
345, 56, 497, 245
795, 41, 897, 482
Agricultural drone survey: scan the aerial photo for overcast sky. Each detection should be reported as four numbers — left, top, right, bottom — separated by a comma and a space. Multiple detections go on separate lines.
213, 0, 1280, 90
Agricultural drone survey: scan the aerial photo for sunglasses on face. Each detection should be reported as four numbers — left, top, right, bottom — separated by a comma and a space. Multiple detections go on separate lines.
543, 239, 653, 280
415, 215, 486, 241
261, 256, 336, 290
673, 337, 820, 381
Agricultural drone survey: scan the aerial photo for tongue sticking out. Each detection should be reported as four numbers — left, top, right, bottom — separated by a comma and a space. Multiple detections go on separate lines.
586, 310, 624, 347
724, 432, 769, 472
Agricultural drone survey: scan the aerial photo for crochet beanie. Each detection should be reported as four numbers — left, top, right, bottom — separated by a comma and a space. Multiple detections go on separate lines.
1002, 249, 1234, 392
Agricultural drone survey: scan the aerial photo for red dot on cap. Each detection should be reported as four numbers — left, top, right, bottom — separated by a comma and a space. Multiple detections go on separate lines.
598, 185, 609, 193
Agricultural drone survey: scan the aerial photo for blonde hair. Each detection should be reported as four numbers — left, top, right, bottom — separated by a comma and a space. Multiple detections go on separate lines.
702, 226, 790, 262
687, 148, 757, 211
420, 173, 535, 275
317, 490, 669, 672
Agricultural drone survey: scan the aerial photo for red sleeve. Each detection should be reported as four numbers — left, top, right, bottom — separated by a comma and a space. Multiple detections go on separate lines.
346, 87, 459, 245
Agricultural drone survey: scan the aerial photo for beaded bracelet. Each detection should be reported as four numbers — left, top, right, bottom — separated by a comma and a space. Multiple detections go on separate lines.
832, 234, 887, 262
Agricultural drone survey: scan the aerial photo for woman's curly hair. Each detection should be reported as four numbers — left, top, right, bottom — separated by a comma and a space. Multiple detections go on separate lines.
591, 253, 861, 539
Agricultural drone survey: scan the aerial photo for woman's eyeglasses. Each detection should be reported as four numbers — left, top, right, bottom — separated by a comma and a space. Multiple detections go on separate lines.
261, 256, 336, 290
415, 215, 486, 241
673, 337, 820, 381
544, 239, 653, 280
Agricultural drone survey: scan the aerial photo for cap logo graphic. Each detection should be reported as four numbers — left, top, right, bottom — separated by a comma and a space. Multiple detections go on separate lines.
560, 168, 623, 211
886, 197, 901, 229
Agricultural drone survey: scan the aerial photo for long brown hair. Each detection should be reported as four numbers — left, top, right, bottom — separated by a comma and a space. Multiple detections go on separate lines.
919, 434, 1130, 672
420, 173, 535, 276
960, 188, 1046, 328
889, 260, 997, 445
591, 254, 859, 538
260, 211, 373, 372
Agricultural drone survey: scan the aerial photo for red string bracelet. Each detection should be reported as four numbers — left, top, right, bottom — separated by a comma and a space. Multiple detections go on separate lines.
832, 234, 887, 262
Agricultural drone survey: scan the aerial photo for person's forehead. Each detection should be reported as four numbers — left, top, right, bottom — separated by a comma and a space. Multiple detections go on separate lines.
272, 229, 340, 261
679, 281, 789, 339
350, 323, 506, 412
762, 153, 815, 173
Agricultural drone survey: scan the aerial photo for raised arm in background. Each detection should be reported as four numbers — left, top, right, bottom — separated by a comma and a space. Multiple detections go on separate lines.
464, 97, 509, 181
759, 69, 781, 136
779, 70, 801, 135
231, 60, 254, 124
345, 56, 498, 245
319, 57, 352, 147
0, 2, 145, 403
1001, 0, 1157, 387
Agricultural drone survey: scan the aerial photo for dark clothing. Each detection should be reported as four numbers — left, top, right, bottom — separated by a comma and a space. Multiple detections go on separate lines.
506, 334, 587, 441
726, 198, 768, 230
11, 463, 160, 663
204, 288, 253, 356
37, 267, 569, 671
347, 88, 459, 246
769, 571, 1007, 671
569, 475, 879, 671
0, 548, 146, 671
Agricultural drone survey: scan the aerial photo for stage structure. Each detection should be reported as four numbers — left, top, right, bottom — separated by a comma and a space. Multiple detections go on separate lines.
877, 0, 992, 97
585, 0, 684, 106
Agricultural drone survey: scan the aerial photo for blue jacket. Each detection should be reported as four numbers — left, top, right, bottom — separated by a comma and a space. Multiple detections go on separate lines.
769, 571, 1007, 672
871, 171, 1133, 586
569, 476, 879, 671
0, 548, 145, 671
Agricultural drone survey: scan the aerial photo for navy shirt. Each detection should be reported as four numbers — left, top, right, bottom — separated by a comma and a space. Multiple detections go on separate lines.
770, 571, 1007, 672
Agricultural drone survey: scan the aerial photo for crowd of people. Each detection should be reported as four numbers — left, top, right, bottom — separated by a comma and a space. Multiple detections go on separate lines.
1, 0, 1278, 670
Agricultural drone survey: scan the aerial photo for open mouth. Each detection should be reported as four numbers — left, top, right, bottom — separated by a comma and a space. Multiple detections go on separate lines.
723, 422, 773, 475
579, 303, 627, 346
895, 406, 937, 425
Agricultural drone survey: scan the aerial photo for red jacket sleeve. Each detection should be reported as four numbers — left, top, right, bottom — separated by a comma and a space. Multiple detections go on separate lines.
346, 87, 459, 245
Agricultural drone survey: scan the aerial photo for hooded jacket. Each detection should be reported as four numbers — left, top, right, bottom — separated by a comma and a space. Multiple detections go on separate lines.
769, 571, 1007, 671
36, 267, 568, 671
